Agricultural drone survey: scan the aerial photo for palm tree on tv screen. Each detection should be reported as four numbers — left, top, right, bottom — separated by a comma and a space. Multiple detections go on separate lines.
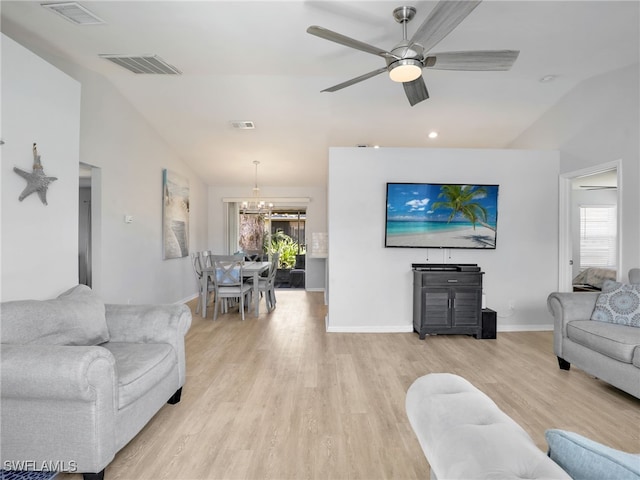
431, 185, 496, 232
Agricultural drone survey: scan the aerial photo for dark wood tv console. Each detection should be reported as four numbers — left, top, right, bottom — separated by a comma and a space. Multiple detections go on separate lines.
412, 264, 484, 340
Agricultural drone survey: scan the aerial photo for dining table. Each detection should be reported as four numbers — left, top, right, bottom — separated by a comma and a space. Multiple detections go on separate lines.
201, 260, 271, 318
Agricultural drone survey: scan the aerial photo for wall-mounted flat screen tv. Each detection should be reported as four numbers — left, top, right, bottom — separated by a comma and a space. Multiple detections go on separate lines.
385, 183, 499, 249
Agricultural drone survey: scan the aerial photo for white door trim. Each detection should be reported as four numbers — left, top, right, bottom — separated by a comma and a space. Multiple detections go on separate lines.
558, 160, 622, 291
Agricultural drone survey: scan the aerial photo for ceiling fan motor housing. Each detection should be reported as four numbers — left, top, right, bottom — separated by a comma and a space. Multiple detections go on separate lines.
387, 42, 424, 82
392, 6, 417, 23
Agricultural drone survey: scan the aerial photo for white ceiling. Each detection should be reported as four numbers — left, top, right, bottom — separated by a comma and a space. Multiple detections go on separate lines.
2, 1, 638, 188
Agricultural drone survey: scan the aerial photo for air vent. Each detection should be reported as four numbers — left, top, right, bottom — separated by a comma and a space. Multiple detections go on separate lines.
99, 55, 181, 75
41, 2, 105, 25
230, 121, 256, 130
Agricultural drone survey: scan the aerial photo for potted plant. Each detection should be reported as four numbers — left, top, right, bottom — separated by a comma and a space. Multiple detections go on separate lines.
267, 230, 304, 286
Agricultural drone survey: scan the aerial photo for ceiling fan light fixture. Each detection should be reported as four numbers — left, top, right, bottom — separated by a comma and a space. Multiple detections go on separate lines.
388, 59, 422, 83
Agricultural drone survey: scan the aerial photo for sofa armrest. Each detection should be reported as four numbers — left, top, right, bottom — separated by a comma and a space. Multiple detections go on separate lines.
105, 303, 192, 386
1, 344, 116, 402
1, 345, 118, 473
547, 292, 599, 357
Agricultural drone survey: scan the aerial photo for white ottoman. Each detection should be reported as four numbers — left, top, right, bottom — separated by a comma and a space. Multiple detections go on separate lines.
406, 373, 570, 480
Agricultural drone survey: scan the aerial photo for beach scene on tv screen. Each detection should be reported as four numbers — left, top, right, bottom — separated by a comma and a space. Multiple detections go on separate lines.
386, 183, 499, 248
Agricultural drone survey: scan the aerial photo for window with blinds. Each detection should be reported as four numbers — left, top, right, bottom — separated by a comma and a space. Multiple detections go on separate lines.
579, 206, 617, 269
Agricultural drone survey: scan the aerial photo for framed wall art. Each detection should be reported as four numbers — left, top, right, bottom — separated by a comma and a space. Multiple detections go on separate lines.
162, 169, 190, 259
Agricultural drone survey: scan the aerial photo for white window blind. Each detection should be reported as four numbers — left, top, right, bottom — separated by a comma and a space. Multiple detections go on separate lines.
579, 206, 616, 269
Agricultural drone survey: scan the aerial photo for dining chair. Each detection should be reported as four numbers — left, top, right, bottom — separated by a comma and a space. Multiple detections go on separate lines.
206, 254, 245, 314
210, 253, 243, 263
191, 252, 214, 314
199, 250, 214, 268
212, 258, 253, 321
243, 249, 264, 262
255, 252, 279, 312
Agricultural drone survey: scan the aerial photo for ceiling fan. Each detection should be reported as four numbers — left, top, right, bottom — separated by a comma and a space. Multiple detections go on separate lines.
307, 0, 519, 106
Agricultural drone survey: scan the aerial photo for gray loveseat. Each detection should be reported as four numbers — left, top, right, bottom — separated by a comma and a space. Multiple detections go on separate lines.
547, 268, 640, 399
0, 285, 192, 480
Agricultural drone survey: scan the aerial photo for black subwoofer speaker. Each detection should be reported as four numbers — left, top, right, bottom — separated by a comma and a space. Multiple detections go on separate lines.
481, 309, 497, 339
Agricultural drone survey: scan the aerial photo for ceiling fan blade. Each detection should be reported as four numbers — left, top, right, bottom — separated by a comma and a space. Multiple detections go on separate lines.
409, 0, 482, 53
321, 67, 387, 92
424, 50, 520, 71
307, 26, 397, 59
403, 76, 429, 107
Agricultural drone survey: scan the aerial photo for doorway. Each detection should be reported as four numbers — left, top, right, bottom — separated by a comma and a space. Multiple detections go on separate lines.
78, 163, 101, 291
558, 161, 621, 291
270, 208, 306, 288
236, 206, 307, 288
79, 164, 92, 286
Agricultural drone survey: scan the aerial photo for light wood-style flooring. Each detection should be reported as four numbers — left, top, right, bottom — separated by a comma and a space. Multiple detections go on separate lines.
60, 290, 639, 480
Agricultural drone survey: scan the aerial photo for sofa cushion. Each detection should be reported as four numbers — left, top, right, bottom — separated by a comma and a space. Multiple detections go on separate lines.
546, 429, 640, 480
567, 320, 640, 363
102, 342, 176, 409
0, 285, 109, 346
591, 280, 640, 327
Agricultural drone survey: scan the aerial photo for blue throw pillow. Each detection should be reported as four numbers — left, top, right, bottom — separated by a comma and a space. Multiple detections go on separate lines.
590, 280, 640, 327
546, 429, 640, 480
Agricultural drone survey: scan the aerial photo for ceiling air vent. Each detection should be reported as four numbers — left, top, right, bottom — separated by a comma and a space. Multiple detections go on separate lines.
99, 55, 182, 75
230, 121, 256, 130
41, 2, 105, 25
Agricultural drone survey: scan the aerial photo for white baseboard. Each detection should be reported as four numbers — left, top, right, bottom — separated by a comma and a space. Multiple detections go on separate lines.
326, 324, 414, 333
176, 293, 199, 305
305, 287, 325, 292
498, 324, 554, 332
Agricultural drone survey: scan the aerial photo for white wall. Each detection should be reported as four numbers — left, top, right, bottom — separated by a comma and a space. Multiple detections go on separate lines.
327, 147, 559, 332
75, 69, 208, 304
1, 34, 81, 301
2, 32, 209, 304
511, 64, 640, 276
207, 185, 327, 290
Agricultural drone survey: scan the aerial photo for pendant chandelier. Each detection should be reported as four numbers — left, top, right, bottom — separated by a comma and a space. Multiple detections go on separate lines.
241, 161, 272, 213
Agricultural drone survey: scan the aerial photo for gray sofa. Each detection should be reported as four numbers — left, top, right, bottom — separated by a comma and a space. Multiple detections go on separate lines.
547, 268, 640, 399
0, 285, 192, 480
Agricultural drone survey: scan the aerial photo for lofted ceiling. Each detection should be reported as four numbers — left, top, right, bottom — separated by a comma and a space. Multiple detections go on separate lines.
1, 1, 638, 188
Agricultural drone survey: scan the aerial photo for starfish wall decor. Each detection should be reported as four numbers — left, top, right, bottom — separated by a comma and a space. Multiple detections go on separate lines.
14, 143, 58, 205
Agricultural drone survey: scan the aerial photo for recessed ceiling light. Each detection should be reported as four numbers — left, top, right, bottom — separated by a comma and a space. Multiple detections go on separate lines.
539, 75, 558, 83
230, 121, 255, 130
373, 145, 380, 149
428, 131, 438, 139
